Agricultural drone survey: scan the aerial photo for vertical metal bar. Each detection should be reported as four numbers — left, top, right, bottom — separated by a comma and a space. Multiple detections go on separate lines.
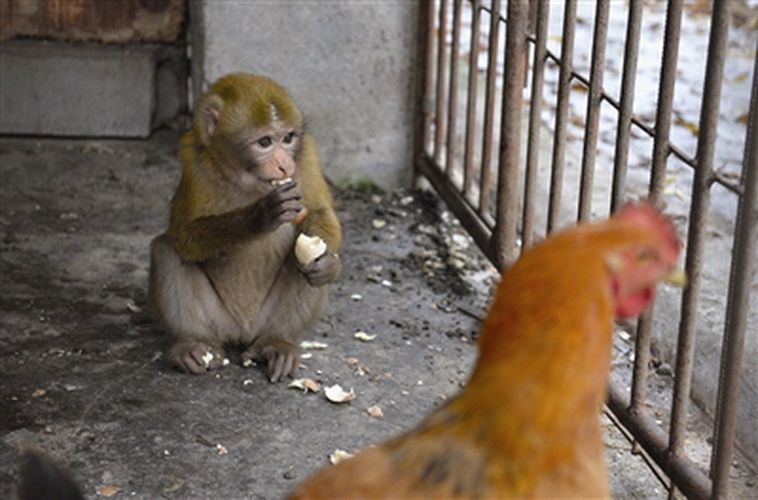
493, 0, 528, 269
546, 0, 577, 232
668, 0, 730, 486
462, 0, 482, 199
610, 0, 643, 213
445, 0, 463, 177
521, 0, 549, 250
577, 0, 610, 222
649, 0, 685, 201
433, 0, 449, 165
479, 0, 501, 216
413, 0, 436, 190
711, 41, 758, 499
630, 0, 684, 414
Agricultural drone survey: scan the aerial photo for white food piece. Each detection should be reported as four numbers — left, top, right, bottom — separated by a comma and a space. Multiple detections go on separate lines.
288, 378, 321, 393
242, 359, 255, 367
350, 293, 363, 301
353, 331, 376, 342
324, 384, 355, 404
372, 219, 387, 229
300, 340, 328, 350
329, 449, 354, 465
216, 444, 228, 456
243, 379, 254, 386
201, 351, 214, 368
222, 358, 230, 366
301, 352, 313, 360
295, 234, 328, 265
270, 176, 293, 187
381, 280, 393, 287
366, 405, 384, 418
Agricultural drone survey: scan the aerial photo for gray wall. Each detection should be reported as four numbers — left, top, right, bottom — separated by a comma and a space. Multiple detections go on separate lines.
189, 0, 419, 189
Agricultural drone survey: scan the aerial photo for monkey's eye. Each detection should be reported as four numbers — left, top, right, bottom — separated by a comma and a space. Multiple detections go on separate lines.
257, 136, 273, 148
283, 131, 297, 144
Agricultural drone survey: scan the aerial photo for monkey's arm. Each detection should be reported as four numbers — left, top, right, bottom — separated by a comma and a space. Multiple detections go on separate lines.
296, 134, 342, 252
169, 183, 303, 263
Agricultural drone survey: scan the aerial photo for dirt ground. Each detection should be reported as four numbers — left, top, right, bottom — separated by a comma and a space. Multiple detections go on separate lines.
0, 133, 747, 498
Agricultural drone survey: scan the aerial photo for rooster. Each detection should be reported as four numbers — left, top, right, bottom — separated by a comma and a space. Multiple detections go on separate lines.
290, 202, 682, 499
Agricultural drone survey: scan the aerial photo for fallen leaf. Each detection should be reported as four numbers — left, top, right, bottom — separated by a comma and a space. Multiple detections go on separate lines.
288, 378, 321, 393
674, 116, 699, 135
367, 405, 384, 418
737, 113, 749, 125
97, 485, 120, 497
329, 449, 354, 465
324, 384, 355, 404
300, 340, 328, 350
571, 81, 588, 93
353, 331, 376, 342
32, 388, 46, 398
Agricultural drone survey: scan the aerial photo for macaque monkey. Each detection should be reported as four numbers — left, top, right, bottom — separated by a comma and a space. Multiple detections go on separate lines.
149, 73, 341, 381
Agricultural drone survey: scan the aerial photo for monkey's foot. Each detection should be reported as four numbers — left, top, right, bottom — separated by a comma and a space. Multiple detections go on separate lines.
168, 341, 226, 375
242, 342, 300, 383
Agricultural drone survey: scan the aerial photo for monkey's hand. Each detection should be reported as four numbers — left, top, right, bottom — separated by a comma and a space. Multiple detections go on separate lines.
242, 340, 300, 383
298, 252, 341, 287
247, 182, 303, 234
168, 340, 226, 375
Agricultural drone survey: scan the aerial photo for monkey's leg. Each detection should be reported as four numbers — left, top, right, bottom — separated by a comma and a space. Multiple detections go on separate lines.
241, 263, 328, 382
149, 234, 239, 374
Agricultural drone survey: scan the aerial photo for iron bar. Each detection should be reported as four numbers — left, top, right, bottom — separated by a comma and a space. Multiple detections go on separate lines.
540, 46, 742, 197
478, 0, 501, 217
492, 0, 528, 269
668, 0, 730, 487
412, 0, 436, 190
462, 0, 482, 199
710, 38, 758, 499
577, 0, 610, 222
521, 0, 549, 250
608, 384, 711, 499
445, 0, 463, 178
631, 0, 684, 415
546, 0, 576, 233
610, 0, 643, 213
433, 0, 449, 164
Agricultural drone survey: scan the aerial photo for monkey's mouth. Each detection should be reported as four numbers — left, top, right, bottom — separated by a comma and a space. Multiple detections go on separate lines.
270, 177, 293, 187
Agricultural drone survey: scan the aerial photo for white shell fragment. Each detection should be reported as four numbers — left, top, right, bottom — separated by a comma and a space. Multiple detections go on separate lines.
366, 405, 384, 418
350, 294, 363, 301
201, 352, 214, 368
270, 176, 293, 187
300, 340, 329, 350
324, 384, 355, 404
295, 233, 328, 265
288, 378, 321, 394
329, 449, 354, 465
353, 331, 376, 342
372, 219, 387, 229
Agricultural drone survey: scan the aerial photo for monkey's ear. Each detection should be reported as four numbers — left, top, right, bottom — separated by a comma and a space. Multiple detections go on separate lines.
197, 94, 224, 145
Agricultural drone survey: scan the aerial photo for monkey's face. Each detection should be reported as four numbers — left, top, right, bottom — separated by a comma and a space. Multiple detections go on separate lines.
238, 119, 300, 190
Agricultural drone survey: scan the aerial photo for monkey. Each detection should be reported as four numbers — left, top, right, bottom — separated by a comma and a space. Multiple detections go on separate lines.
148, 73, 342, 382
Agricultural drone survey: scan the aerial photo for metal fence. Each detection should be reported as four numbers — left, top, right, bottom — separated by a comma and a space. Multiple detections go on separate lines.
412, 1, 757, 498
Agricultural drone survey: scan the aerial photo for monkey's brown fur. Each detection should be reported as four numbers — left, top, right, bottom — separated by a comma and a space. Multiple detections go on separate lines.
149, 73, 341, 380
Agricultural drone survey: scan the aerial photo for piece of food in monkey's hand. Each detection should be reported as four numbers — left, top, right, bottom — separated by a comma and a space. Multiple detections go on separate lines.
329, 449, 354, 465
201, 351, 214, 368
295, 234, 328, 265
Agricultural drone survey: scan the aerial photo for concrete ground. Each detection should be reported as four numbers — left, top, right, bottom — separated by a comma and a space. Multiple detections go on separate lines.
0, 134, 751, 498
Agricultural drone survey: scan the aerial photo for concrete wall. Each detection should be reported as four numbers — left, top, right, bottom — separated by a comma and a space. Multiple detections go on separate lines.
0, 41, 187, 137
189, 0, 419, 189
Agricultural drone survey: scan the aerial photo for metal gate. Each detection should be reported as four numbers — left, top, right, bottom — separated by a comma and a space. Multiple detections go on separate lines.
412, 1, 757, 498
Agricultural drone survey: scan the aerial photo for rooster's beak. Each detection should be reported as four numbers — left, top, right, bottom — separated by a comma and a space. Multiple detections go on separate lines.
663, 268, 687, 287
